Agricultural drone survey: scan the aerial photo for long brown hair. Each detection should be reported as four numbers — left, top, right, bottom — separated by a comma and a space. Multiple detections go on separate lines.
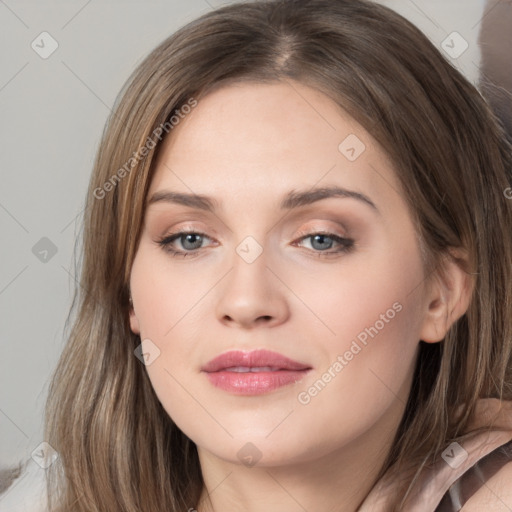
38, 0, 512, 510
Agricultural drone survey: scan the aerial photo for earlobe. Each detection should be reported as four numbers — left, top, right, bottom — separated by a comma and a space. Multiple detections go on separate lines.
419, 248, 475, 343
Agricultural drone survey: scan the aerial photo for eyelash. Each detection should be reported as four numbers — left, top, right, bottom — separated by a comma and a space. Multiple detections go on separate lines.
156, 227, 355, 259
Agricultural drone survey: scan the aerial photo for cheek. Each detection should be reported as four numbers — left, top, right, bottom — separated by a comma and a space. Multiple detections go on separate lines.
289, 287, 421, 455
129, 250, 209, 416
299, 235, 423, 372
303, 244, 423, 346
130, 248, 207, 340
310, 244, 425, 410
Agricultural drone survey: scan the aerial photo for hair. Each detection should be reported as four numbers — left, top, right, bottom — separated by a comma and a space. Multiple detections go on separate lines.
18, 0, 512, 510
478, 0, 512, 144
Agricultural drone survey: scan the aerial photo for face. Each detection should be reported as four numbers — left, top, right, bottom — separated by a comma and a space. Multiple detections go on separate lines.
129, 80, 431, 468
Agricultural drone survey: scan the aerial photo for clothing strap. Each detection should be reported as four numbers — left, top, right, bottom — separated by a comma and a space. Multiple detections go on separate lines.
435, 438, 512, 511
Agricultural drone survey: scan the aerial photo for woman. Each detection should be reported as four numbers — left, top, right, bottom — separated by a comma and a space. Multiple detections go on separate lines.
2, 0, 512, 510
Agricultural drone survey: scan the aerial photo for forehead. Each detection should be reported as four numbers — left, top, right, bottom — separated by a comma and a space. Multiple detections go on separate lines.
148, 80, 403, 217
159, 80, 361, 156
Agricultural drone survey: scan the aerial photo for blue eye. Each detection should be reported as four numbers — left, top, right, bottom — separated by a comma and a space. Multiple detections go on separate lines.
157, 230, 211, 257
294, 231, 354, 255
157, 229, 355, 258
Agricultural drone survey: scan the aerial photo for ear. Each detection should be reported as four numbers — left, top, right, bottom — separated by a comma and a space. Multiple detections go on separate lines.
419, 248, 475, 343
129, 299, 141, 335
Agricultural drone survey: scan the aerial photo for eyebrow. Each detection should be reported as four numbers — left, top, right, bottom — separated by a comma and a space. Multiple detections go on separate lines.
147, 185, 379, 214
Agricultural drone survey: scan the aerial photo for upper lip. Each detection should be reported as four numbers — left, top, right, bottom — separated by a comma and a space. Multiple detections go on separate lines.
201, 349, 311, 372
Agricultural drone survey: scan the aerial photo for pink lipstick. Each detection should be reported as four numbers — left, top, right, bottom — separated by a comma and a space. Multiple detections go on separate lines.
201, 349, 312, 395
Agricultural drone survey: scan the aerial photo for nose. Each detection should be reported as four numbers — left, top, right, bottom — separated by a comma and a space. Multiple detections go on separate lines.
215, 245, 290, 330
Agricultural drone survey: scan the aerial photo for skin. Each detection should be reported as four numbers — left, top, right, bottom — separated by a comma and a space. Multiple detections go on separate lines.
128, 80, 473, 511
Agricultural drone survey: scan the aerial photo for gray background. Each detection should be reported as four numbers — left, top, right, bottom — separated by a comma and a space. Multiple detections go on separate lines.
0, 0, 489, 467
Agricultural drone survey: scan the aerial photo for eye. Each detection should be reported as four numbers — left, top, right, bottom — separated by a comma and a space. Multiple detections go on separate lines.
157, 229, 214, 258
292, 230, 355, 257
156, 228, 355, 258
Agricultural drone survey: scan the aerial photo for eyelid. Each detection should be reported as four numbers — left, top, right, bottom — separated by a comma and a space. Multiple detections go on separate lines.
158, 221, 348, 242
162, 226, 216, 245
292, 220, 349, 237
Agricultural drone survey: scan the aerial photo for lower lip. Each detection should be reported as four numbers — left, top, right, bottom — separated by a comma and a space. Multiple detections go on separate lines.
204, 369, 311, 395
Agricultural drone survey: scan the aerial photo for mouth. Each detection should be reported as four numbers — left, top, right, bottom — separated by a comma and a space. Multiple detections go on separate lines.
201, 349, 312, 395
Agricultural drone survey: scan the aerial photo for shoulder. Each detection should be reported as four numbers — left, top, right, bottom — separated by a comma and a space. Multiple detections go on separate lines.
0, 460, 48, 512
462, 461, 512, 511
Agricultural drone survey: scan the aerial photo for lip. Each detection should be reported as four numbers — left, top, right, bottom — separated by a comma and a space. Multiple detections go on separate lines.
201, 349, 311, 372
201, 349, 312, 395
